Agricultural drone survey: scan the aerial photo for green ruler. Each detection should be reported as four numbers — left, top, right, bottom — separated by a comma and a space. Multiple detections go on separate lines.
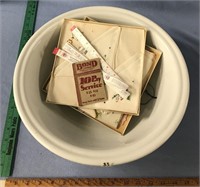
0, 0, 38, 177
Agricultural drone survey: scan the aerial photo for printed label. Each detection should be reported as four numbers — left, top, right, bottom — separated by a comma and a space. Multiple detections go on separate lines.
72, 58, 107, 106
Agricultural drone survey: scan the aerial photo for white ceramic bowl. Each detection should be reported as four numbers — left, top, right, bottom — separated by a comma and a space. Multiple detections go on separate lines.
13, 7, 189, 166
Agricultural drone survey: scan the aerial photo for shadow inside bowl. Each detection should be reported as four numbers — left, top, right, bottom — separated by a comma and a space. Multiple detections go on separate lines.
125, 57, 163, 134
38, 27, 60, 101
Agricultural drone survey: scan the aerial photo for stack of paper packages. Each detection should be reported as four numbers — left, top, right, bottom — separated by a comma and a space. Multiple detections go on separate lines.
44, 18, 162, 135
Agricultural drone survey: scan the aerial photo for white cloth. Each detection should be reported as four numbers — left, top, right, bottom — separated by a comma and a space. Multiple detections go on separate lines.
46, 19, 147, 114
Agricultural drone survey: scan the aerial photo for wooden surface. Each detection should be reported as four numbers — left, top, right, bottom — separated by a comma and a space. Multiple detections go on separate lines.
2, 178, 199, 186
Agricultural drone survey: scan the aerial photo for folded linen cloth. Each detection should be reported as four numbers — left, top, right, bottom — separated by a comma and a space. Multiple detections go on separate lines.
46, 19, 147, 115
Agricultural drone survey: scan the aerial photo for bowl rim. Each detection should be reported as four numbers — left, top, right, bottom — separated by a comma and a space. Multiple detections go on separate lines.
13, 6, 190, 166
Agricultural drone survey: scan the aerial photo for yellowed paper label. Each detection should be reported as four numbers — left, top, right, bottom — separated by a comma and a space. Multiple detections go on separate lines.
72, 58, 107, 106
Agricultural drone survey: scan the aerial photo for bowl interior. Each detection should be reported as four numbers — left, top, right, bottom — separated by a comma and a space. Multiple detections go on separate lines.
14, 7, 189, 165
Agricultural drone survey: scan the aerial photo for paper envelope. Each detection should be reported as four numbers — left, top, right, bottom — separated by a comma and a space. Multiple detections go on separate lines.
46, 19, 147, 114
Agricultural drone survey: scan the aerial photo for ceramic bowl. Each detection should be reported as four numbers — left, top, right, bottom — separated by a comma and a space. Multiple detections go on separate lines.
13, 7, 189, 166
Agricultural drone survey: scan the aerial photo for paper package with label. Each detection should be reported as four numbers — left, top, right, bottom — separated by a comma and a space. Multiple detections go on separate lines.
46, 19, 147, 115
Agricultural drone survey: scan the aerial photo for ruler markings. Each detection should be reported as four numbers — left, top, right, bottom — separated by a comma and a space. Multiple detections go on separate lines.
4, 178, 199, 187
0, 0, 38, 177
